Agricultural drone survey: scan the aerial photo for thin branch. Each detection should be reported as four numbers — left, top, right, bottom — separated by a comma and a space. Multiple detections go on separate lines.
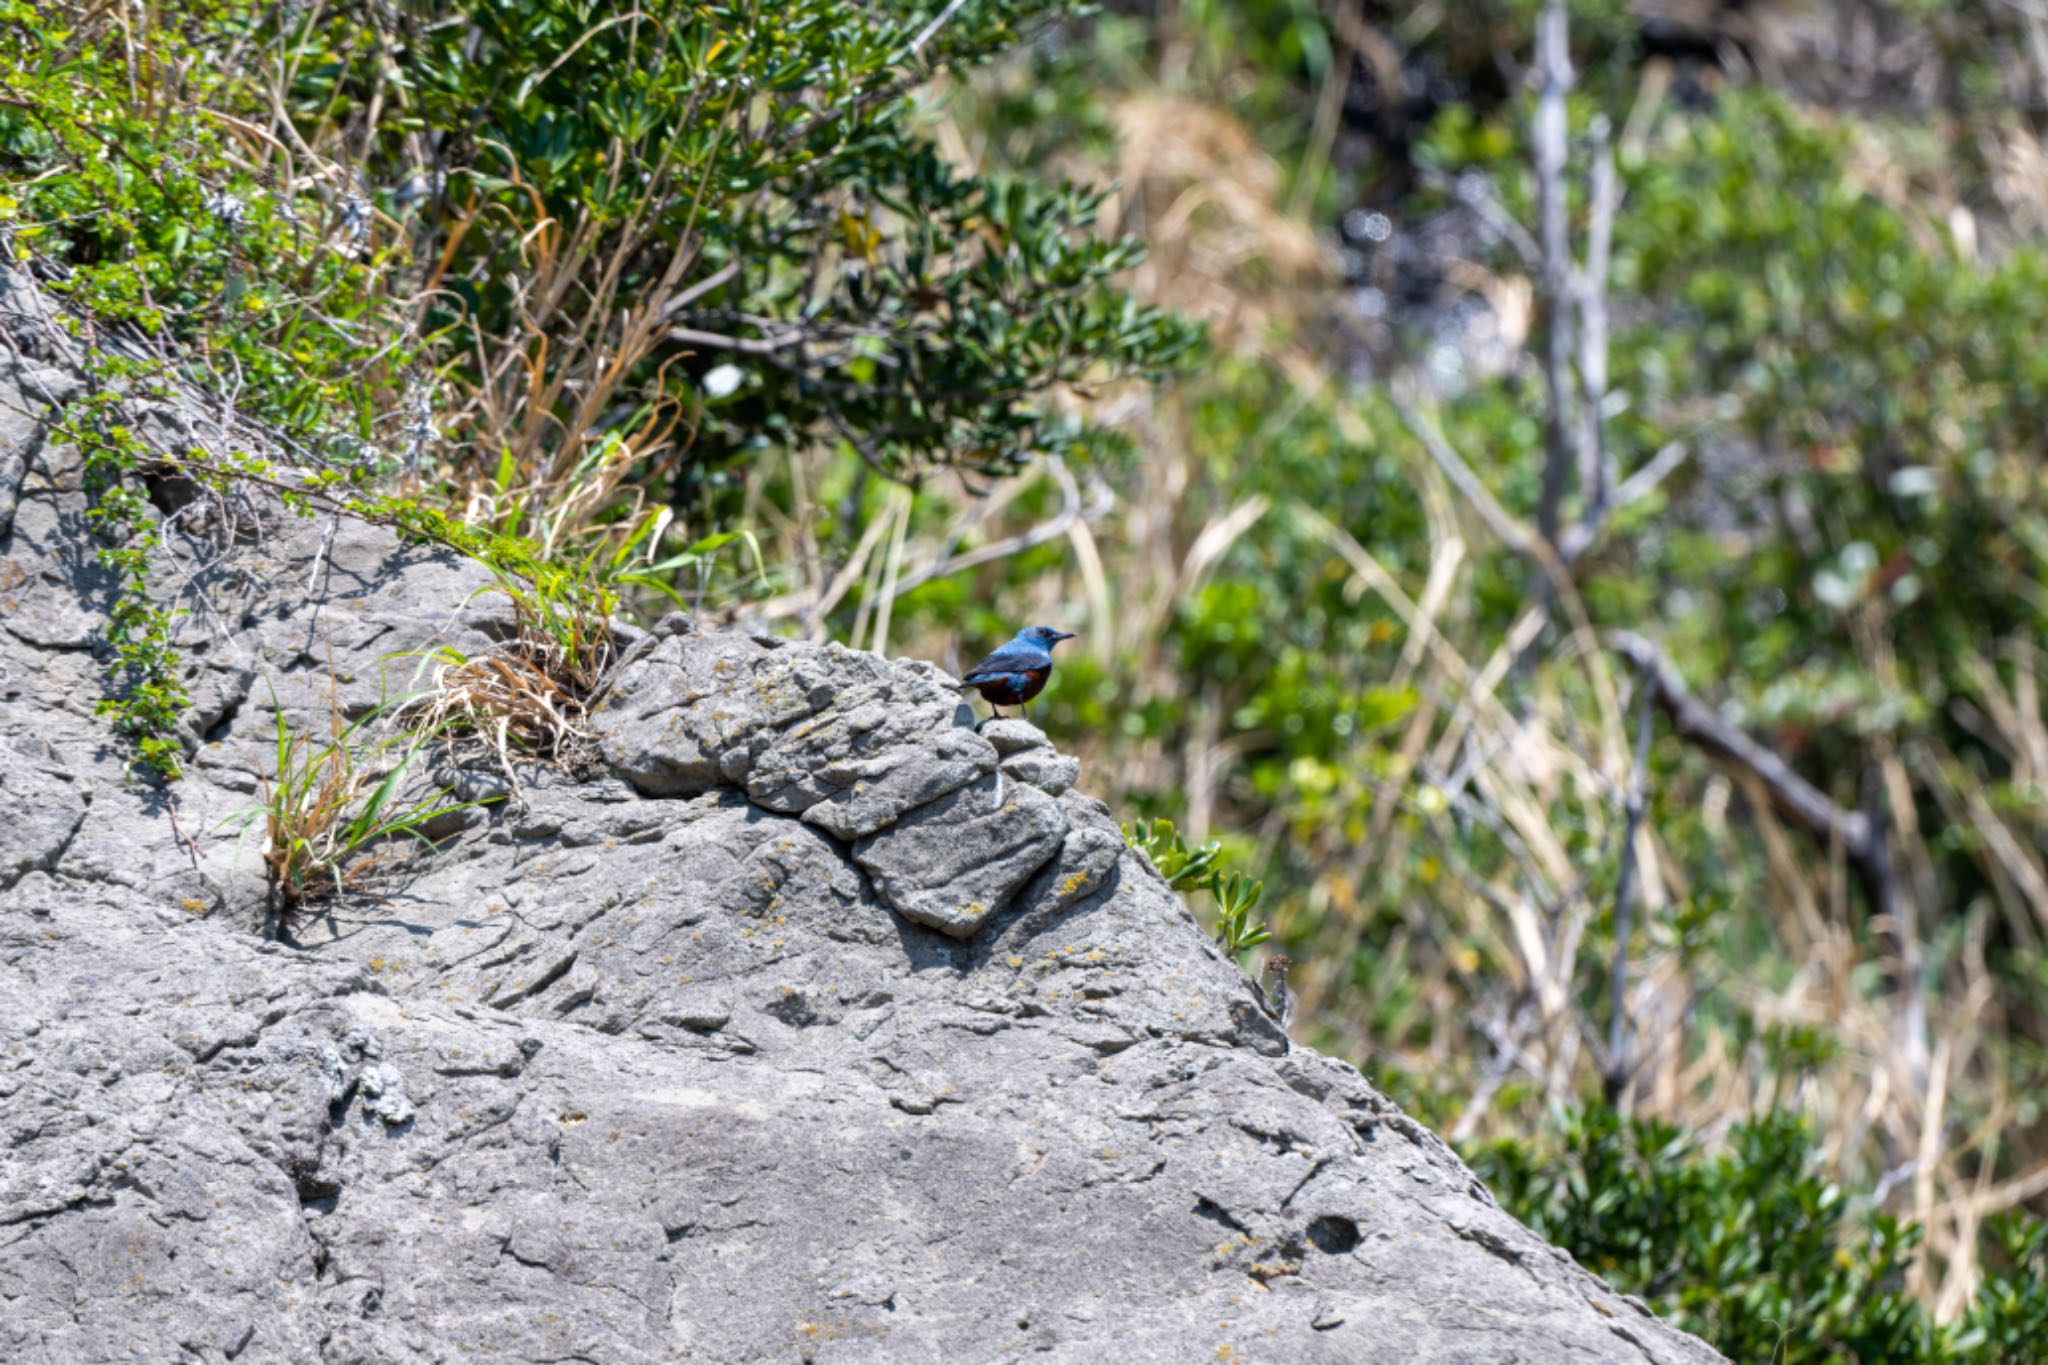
654, 259, 742, 324
306, 510, 339, 595
1610, 438, 1690, 509
1451, 998, 1542, 1143
1556, 440, 1691, 565
1604, 658, 1655, 1105
1607, 630, 1878, 860
1576, 115, 1619, 531
906, 0, 971, 59
665, 325, 805, 356
1391, 386, 1535, 556
1421, 166, 1539, 269
1531, 0, 1576, 549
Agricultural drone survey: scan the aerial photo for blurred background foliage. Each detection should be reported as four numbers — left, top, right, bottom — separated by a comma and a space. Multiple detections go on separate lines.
19, 0, 2048, 1355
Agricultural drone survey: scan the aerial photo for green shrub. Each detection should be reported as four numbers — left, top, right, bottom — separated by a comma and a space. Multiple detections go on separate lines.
1471, 1104, 2048, 1362
265, 0, 1198, 498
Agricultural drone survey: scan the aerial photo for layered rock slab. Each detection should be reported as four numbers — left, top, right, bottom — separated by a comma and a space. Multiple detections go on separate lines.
591, 623, 1094, 938
980, 716, 1083, 795
851, 771, 1067, 936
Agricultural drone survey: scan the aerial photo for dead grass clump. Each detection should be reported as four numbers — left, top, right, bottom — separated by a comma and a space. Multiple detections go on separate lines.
403, 574, 622, 792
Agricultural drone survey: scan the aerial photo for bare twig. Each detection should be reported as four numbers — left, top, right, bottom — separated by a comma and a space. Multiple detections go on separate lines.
1452, 998, 1542, 1143
1575, 116, 1619, 530
1610, 439, 1690, 510
905, 0, 971, 59
1531, 0, 1576, 549
165, 794, 211, 883
1552, 441, 1691, 563
869, 486, 912, 658
1420, 165, 1541, 268
1608, 630, 1877, 859
1391, 386, 1535, 556
1605, 657, 1655, 1104
664, 325, 805, 356
306, 510, 338, 595
654, 260, 742, 323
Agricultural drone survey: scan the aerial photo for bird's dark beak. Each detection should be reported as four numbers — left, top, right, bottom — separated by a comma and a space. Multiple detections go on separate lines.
1056, 630, 1076, 642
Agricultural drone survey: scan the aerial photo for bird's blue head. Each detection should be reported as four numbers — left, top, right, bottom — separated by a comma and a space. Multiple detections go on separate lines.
1019, 625, 1076, 650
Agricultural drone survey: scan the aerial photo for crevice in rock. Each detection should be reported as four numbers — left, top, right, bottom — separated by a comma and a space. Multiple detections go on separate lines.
1280, 1156, 1334, 1208
490, 950, 578, 1008
290, 1153, 341, 1207
326, 1073, 360, 1126
1, 1189, 115, 1232
1449, 1219, 1523, 1267
1231, 1117, 1307, 1154
422, 1093, 526, 1170
1192, 1196, 1251, 1238
203, 692, 243, 743
19, 800, 91, 892
497, 1233, 552, 1272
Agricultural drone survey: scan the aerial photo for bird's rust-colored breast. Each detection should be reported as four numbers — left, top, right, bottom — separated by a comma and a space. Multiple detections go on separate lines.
971, 667, 1050, 706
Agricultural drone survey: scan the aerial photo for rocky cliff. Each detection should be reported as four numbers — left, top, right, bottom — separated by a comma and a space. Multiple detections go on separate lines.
0, 269, 1722, 1362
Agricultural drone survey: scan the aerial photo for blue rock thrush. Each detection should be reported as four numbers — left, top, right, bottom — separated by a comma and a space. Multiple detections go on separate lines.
958, 624, 1075, 721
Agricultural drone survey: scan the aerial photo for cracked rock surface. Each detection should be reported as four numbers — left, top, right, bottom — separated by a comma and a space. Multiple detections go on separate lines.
0, 262, 1722, 1364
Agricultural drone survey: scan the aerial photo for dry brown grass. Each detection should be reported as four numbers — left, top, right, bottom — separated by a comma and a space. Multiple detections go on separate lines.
402, 576, 621, 796
409, 650, 593, 778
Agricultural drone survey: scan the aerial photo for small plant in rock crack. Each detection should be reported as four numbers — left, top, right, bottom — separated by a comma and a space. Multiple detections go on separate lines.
486, 565, 620, 701
1123, 817, 1271, 958
398, 563, 626, 787
1210, 872, 1271, 957
229, 689, 495, 912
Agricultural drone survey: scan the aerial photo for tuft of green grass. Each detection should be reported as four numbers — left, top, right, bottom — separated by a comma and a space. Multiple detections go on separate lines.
230, 689, 493, 911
